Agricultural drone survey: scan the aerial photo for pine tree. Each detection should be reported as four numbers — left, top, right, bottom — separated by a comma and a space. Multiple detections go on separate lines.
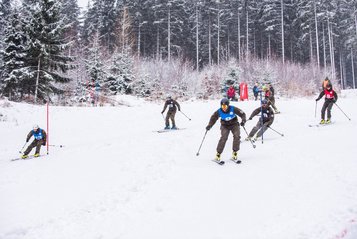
0, 7, 27, 99
21, 0, 73, 102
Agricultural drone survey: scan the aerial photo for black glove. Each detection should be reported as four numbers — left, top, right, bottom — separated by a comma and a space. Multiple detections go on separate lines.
42, 141, 46, 146
206, 125, 211, 131
333, 99, 337, 103
248, 117, 252, 121
315, 98, 319, 101
178, 109, 181, 111
240, 121, 245, 127
161, 111, 164, 114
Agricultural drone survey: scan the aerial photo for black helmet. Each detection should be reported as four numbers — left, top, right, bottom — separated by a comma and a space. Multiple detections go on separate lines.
261, 99, 268, 105
220, 98, 230, 106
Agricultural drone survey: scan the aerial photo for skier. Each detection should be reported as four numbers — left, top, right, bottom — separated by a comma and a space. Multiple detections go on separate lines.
205, 98, 246, 163
21, 125, 47, 159
252, 82, 260, 101
264, 84, 280, 114
316, 83, 338, 124
245, 99, 275, 141
161, 94, 181, 129
227, 85, 237, 101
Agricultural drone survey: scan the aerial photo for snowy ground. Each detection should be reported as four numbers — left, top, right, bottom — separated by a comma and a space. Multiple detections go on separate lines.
1, 92, 357, 239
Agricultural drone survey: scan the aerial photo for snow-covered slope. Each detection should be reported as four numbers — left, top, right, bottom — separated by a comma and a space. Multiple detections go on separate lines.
1, 94, 357, 239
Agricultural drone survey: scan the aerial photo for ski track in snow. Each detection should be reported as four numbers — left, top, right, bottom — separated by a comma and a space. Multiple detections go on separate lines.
1, 93, 357, 239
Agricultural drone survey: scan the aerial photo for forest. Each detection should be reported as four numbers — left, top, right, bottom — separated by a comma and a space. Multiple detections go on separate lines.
0, 0, 356, 104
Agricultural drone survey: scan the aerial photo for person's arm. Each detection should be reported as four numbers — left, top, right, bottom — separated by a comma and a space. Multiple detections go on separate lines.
248, 108, 260, 120
316, 91, 324, 101
234, 107, 246, 124
174, 100, 181, 111
26, 131, 33, 142
161, 101, 168, 113
42, 130, 47, 145
333, 91, 338, 102
206, 111, 219, 130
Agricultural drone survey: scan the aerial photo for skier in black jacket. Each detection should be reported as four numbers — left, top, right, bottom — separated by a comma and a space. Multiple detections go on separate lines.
316, 83, 338, 124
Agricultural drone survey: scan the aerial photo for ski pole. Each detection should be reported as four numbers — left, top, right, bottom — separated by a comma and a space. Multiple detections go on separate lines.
196, 130, 208, 156
314, 101, 317, 118
180, 110, 192, 121
242, 125, 256, 148
49, 144, 64, 148
19, 142, 27, 153
161, 113, 165, 121
334, 102, 352, 121
268, 126, 284, 137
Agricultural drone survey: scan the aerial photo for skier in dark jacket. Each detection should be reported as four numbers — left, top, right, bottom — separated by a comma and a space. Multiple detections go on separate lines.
316, 83, 338, 124
22, 125, 47, 159
252, 82, 260, 100
161, 95, 181, 129
205, 98, 246, 162
246, 99, 275, 141
264, 83, 280, 114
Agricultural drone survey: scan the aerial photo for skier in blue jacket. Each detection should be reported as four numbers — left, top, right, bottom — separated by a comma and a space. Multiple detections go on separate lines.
22, 125, 47, 159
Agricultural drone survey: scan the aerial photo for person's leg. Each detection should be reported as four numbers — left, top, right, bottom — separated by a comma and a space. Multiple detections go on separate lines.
23, 141, 37, 155
217, 126, 230, 154
231, 124, 241, 152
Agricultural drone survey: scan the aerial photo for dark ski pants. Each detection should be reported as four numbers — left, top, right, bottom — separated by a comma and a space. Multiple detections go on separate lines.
248, 119, 274, 138
24, 139, 44, 155
217, 124, 240, 154
165, 110, 177, 127
321, 101, 334, 120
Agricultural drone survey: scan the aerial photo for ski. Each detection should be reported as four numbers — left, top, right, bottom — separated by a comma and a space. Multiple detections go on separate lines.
230, 158, 242, 164
156, 128, 186, 133
308, 122, 334, 127
11, 155, 44, 161
212, 159, 225, 165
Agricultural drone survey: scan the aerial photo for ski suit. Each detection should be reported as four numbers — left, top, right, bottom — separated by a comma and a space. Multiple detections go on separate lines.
248, 106, 275, 138
23, 128, 47, 156
316, 87, 338, 120
206, 106, 246, 154
161, 99, 181, 128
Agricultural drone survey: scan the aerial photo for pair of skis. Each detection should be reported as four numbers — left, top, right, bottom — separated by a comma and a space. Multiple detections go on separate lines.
212, 158, 241, 165
11, 154, 45, 161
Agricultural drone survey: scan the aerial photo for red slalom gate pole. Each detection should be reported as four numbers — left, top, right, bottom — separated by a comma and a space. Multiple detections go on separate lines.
46, 102, 49, 155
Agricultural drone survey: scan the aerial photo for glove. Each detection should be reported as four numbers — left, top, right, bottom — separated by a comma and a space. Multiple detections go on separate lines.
206, 125, 211, 131
161, 111, 164, 114
240, 121, 245, 127
42, 141, 46, 146
178, 109, 181, 111
315, 98, 319, 101
248, 117, 252, 121
333, 99, 337, 103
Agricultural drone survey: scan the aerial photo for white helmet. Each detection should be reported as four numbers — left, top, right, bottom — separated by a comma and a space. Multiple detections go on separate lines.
33, 124, 39, 130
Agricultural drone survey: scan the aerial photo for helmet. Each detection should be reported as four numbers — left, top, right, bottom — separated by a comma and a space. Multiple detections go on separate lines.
261, 99, 268, 105
166, 94, 172, 99
220, 98, 230, 106
33, 125, 39, 130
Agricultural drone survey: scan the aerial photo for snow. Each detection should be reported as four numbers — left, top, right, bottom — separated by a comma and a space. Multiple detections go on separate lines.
1, 94, 357, 239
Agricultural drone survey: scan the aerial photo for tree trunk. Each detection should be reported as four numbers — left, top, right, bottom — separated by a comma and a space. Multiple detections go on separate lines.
281, 0, 285, 64
314, 0, 320, 68
196, 4, 199, 71
168, 5, 171, 62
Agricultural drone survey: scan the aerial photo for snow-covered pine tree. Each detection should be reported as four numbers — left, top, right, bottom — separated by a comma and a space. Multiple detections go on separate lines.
83, 31, 107, 102
21, 0, 73, 102
0, 7, 27, 100
221, 66, 241, 95
106, 49, 134, 95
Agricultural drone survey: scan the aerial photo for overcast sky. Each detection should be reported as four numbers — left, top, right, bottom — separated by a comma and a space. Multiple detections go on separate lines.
77, 0, 90, 9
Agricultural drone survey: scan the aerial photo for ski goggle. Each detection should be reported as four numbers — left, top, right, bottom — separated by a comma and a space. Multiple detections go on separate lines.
221, 104, 228, 110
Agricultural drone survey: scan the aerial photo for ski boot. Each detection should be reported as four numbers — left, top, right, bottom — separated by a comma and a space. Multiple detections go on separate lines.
164, 126, 170, 130
213, 153, 224, 165
326, 118, 331, 124
319, 119, 325, 124
232, 151, 238, 160
34, 153, 40, 157
171, 126, 177, 130
21, 154, 29, 159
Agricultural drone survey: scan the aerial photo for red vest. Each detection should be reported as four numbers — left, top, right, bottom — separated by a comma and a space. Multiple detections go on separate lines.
324, 89, 335, 99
